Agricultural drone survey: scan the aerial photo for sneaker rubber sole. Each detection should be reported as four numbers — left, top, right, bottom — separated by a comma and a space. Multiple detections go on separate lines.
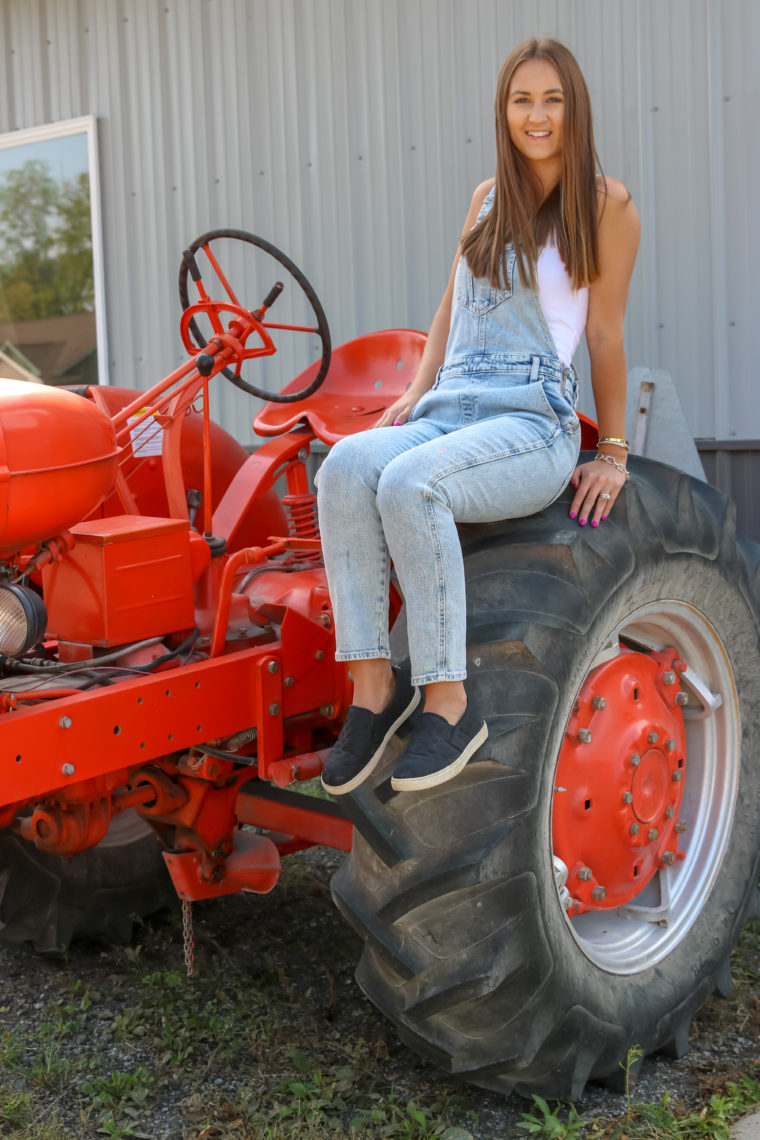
390, 720, 488, 792
321, 685, 421, 795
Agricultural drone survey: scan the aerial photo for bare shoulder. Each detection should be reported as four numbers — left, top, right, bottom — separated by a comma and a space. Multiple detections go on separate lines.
462, 178, 496, 231
597, 174, 632, 205
595, 175, 641, 251
473, 177, 496, 206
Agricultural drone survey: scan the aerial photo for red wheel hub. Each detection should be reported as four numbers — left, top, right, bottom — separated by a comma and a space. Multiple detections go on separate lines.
552, 648, 687, 914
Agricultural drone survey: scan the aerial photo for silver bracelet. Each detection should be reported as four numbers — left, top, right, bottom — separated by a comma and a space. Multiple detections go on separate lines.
594, 452, 630, 481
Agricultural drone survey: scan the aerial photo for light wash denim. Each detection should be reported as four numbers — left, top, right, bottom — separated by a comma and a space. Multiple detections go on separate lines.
317, 188, 581, 686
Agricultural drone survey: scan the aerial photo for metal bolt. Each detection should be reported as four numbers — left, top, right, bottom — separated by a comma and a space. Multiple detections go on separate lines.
59, 716, 72, 729
284, 676, 294, 688
591, 696, 607, 711
630, 753, 640, 767
577, 867, 593, 881
592, 885, 607, 901
266, 660, 279, 674
630, 822, 640, 835
648, 828, 658, 841
319, 704, 335, 718
577, 729, 592, 744
268, 702, 280, 716
675, 820, 688, 833
315, 650, 325, 660
672, 770, 682, 782
648, 731, 658, 744
622, 791, 633, 804
661, 851, 676, 865
665, 806, 675, 818
62, 763, 75, 776
675, 691, 689, 706
662, 671, 676, 685
297, 447, 308, 463
665, 738, 676, 751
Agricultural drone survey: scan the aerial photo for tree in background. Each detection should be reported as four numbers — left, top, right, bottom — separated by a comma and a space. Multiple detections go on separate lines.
0, 159, 93, 322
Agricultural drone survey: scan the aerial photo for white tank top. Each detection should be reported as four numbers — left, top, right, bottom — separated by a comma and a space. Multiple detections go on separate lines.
536, 240, 588, 366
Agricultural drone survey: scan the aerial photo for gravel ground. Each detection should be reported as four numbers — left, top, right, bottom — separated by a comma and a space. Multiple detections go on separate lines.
1, 845, 760, 1139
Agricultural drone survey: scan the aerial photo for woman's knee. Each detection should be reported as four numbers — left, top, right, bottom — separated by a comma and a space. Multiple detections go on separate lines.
316, 435, 368, 494
376, 453, 441, 518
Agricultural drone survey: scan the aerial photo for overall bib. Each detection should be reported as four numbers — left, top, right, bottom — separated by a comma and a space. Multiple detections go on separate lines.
317, 189, 581, 685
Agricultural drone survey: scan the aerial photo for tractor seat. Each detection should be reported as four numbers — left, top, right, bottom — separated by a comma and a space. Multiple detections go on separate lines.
253, 329, 427, 445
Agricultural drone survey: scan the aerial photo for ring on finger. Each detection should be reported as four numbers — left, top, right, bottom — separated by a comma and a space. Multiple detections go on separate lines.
599, 492, 611, 500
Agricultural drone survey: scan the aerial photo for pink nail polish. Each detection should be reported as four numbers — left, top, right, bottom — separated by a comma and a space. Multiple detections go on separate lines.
601, 514, 608, 521
591, 520, 598, 528
569, 512, 576, 520
580, 519, 587, 527
572, 482, 578, 490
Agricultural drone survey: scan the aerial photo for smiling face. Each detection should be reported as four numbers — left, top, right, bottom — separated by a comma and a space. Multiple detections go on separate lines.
506, 57, 565, 174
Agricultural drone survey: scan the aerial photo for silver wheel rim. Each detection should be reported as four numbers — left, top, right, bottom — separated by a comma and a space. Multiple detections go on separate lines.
554, 598, 740, 975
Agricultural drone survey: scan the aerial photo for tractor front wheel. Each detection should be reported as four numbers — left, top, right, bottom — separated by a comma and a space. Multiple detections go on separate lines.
0, 812, 174, 952
332, 456, 760, 1099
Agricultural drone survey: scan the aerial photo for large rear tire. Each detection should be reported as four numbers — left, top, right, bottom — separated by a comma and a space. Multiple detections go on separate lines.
332, 455, 760, 1099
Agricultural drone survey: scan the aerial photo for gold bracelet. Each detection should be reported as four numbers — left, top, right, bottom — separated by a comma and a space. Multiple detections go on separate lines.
597, 436, 630, 449
594, 452, 630, 480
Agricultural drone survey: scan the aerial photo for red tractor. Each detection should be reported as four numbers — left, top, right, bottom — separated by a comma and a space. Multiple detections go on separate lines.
1, 232, 758, 1101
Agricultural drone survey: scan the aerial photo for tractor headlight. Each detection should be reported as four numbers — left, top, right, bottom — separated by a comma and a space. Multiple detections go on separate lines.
0, 585, 47, 656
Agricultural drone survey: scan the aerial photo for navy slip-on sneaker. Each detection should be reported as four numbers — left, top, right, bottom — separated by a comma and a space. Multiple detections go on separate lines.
391, 702, 488, 792
321, 666, 420, 795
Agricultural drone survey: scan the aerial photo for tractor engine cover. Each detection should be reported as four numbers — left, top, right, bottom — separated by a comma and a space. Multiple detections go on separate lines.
0, 380, 118, 556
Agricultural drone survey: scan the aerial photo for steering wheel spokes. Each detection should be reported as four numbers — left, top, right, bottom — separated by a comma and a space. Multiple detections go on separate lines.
178, 229, 331, 403
179, 301, 278, 371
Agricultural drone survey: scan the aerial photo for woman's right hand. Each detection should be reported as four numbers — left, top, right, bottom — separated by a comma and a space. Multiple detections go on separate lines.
375, 391, 420, 427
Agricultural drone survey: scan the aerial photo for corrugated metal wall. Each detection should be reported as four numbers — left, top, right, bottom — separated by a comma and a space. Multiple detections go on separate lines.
0, 0, 757, 450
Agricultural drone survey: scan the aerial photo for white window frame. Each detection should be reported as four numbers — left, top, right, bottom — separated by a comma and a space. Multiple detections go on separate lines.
0, 114, 109, 386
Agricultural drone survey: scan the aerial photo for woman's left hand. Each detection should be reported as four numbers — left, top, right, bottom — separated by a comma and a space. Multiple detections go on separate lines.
569, 458, 627, 527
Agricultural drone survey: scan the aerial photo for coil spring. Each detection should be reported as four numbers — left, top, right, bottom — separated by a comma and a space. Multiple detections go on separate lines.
282, 493, 320, 540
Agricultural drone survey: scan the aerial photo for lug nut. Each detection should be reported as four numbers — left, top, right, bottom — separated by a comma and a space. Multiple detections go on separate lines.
665, 806, 675, 818
591, 696, 607, 710
577, 729, 592, 744
672, 770, 682, 782
630, 753, 640, 767
648, 828, 658, 841
675, 820, 688, 833
665, 738, 676, 751
577, 867, 593, 881
622, 791, 633, 804
62, 763, 75, 776
592, 885, 607, 901
661, 851, 676, 865
630, 822, 640, 835
675, 691, 688, 706
662, 671, 676, 685
648, 731, 658, 744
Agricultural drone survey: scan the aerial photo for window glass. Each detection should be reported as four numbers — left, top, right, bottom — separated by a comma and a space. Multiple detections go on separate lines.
0, 116, 107, 387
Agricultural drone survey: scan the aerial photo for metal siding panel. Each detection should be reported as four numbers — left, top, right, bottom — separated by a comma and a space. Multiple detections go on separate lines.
0, 0, 757, 446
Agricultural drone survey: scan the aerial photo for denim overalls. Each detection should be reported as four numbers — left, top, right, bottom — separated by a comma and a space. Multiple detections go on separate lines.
317, 188, 581, 685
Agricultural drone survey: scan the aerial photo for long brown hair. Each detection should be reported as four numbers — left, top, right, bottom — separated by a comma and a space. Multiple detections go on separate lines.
460, 38, 603, 291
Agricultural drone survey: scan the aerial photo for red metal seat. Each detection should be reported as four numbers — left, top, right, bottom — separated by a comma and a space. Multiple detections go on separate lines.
253, 329, 427, 445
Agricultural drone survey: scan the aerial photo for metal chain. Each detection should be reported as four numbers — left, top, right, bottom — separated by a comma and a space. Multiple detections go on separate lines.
182, 898, 196, 978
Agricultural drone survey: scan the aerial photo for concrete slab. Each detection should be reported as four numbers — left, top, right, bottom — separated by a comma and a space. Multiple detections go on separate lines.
731, 1111, 760, 1139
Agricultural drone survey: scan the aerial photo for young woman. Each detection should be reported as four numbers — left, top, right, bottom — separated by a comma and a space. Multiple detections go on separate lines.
317, 37, 640, 795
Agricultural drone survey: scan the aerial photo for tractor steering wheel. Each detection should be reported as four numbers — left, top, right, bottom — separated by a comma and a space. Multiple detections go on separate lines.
178, 229, 331, 403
